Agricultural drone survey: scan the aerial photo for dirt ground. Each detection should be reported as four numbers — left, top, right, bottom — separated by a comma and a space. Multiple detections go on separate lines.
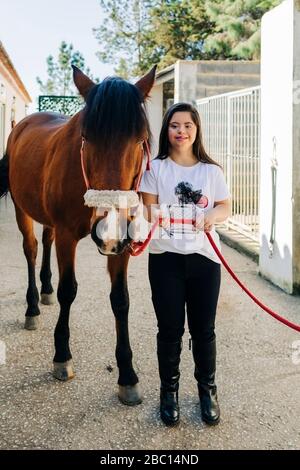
0, 197, 300, 450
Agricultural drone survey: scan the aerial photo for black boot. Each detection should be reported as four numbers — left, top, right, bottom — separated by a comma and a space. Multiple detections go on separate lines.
157, 337, 182, 426
192, 338, 220, 425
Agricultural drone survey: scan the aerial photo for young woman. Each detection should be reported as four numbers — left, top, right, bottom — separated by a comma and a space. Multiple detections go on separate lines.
140, 102, 231, 427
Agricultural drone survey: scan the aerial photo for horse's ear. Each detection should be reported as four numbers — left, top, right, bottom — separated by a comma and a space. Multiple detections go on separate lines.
72, 65, 96, 100
135, 65, 157, 100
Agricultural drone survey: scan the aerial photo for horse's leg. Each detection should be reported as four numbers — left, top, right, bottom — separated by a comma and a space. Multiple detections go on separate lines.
40, 226, 55, 305
108, 253, 142, 406
52, 230, 77, 381
14, 205, 40, 330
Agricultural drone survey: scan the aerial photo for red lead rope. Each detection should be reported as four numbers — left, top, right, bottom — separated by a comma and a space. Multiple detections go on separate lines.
205, 232, 300, 333
130, 219, 300, 333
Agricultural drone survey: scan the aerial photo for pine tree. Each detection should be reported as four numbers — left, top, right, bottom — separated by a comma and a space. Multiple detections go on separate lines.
146, 0, 214, 69
93, 0, 282, 79
94, 0, 152, 79
94, 0, 215, 77
204, 0, 282, 59
37, 41, 97, 95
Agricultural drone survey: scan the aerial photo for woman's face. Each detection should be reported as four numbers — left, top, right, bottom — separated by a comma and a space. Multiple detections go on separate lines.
168, 111, 197, 150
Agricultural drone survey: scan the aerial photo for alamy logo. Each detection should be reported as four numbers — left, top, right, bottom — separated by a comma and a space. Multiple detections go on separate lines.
0, 340, 6, 365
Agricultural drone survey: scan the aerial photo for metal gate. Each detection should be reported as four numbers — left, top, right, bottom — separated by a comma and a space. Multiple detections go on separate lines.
38, 95, 83, 115
197, 86, 260, 242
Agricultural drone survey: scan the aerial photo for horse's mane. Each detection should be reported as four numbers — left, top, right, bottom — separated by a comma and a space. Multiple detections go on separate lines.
82, 77, 149, 152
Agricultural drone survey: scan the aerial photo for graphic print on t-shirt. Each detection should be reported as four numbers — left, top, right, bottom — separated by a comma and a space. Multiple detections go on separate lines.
174, 181, 208, 208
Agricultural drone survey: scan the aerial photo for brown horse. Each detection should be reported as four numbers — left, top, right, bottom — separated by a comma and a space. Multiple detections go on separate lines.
0, 65, 156, 405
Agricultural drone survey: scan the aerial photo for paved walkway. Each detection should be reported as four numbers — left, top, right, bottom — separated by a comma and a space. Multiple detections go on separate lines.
0, 198, 300, 450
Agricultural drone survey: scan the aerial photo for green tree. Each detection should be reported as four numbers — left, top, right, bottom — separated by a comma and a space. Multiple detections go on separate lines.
146, 0, 214, 69
37, 41, 97, 95
203, 0, 282, 59
94, 0, 152, 79
94, 0, 281, 78
94, 0, 215, 77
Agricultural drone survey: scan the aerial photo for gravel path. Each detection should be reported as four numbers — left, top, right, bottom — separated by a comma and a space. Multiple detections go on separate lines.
0, 198, 300, 450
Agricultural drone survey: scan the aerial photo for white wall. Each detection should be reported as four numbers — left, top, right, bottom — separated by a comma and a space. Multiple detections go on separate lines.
175, 61, 198, 104
292, 0, 300, 291
260, 0, 300, 293
0, 64, 28, 153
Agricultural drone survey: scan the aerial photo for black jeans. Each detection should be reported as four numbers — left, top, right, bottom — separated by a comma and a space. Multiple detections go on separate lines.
148, 252, 221, 343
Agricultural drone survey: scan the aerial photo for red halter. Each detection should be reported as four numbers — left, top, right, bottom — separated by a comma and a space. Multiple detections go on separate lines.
80, 136, 153, 256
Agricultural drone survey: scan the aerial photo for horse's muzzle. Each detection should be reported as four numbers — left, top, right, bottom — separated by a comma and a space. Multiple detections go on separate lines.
91, 215, 132, 256
86, 189, 140, 255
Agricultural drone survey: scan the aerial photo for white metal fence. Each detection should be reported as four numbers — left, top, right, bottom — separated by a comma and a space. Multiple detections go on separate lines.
197, 86, 261, 242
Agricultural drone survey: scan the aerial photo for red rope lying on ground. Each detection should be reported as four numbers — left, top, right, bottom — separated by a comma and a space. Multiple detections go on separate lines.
205, 231, 300, 333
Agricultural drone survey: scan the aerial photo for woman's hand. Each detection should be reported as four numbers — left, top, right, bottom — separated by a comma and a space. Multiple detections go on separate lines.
158, 212, 170, 230
195, 200, 231, 232
203, 209, 217, 232
195, 209, 217, 232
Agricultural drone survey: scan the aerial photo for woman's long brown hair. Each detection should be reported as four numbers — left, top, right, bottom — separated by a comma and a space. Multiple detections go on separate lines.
157, 102, 221, 168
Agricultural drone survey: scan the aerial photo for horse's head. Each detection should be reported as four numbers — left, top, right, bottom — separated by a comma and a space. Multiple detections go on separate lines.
73, 65, 156, 255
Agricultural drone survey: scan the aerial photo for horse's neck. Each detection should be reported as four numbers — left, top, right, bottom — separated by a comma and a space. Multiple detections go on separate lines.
54, 113, 82, 155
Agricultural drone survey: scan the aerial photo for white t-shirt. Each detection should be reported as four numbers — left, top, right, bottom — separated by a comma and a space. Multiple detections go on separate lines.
139, 157, 231, 264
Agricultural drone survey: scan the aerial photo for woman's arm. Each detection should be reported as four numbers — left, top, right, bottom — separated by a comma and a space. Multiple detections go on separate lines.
212, 199, 231, 222
201, 199, 231, 232
140, 192, 159, 222
196, 199, 231, 232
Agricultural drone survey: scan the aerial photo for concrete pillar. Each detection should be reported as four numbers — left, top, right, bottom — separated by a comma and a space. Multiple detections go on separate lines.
174, 61, 198, 104
260, 0, 300, 293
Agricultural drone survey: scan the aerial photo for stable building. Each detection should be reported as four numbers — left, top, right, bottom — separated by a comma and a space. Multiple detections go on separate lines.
147, 59, 260, 156
0, 41, 31, 157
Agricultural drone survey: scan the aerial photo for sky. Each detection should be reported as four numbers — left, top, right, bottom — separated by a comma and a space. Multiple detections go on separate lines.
0, 0, 115, 111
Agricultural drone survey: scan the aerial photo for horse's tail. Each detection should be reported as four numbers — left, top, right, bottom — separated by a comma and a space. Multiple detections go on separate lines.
0, 154, 9, 198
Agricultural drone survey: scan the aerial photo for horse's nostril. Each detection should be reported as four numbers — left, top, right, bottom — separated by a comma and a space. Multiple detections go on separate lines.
117, 240, 128, 253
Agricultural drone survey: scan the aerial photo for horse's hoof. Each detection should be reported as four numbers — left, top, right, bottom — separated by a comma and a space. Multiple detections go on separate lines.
24, 316, 39, 330
53, 360, 75, 381
118, 384, 142, 406
41, 292, 56, 305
